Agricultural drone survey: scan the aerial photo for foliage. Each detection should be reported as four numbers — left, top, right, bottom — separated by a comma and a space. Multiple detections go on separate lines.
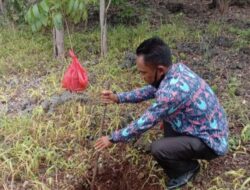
5, 0, 30, 23
109, 0, 139, 25
25, 0, 97, 32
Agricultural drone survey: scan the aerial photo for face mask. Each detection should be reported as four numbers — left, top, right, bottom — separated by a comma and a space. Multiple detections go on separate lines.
150, 69, 165, 89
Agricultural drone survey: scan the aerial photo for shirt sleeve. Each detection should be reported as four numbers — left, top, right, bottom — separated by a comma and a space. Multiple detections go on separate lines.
110, 88, 185, 142
117, 85, 156, 103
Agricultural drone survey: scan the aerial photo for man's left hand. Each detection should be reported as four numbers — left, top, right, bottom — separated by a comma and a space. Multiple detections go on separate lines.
94, 136, 113, 151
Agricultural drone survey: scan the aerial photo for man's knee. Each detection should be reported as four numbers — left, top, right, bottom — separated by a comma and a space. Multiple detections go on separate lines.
150, 138, 182, 160
150, 140, 167, 159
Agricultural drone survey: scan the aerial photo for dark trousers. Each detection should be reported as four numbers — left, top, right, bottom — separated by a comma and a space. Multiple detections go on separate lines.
151, 121, 218, 178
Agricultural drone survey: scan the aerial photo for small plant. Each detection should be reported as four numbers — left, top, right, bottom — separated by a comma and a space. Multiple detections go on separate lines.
241, 124, 250, 143
229, 135, 241, 151
227, 77, 240, 97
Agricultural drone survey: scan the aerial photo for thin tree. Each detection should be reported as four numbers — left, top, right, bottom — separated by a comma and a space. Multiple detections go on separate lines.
53, 24, 64, 59
0, 0, 4, 14
100, 0, 111, 57
25, 0, 94, 59
209, 0, 229, 14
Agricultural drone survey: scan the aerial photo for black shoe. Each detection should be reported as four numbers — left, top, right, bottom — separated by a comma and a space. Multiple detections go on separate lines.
166, 163, 200, 190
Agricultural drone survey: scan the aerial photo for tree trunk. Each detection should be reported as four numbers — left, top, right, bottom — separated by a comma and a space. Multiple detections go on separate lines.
0, 0, 4, 14
100, 0, 108, 57
209, 0, 218, 9
209, 0, 229, 14
53, 27, 64, 59
218, 0, 229, 14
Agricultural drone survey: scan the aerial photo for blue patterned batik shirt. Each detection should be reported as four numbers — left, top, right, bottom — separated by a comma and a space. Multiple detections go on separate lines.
110, 63, 229, 156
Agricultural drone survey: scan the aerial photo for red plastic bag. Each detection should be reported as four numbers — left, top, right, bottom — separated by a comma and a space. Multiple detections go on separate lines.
62, 50, 88, 92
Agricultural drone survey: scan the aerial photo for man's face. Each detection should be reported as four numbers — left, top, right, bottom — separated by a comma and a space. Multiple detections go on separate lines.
136, 55, 156, 84
136, 55, 167, 85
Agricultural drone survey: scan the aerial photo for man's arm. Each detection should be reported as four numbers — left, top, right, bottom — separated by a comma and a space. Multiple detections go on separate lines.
117, 85, 156, 103
110, 90, 185, 142
110, 100, 166, 142
95, 84, 189, 150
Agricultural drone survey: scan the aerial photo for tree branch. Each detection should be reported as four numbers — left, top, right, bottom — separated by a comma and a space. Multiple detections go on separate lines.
106, 0, 112, 13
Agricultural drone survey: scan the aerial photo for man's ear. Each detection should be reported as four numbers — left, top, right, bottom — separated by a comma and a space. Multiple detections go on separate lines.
157, 65, 167, 75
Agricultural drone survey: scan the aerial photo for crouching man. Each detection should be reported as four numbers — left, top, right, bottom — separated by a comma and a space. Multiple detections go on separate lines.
95, 37, 228, 190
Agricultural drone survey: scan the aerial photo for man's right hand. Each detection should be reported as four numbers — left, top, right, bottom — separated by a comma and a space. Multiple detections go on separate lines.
101, 90, 119, 104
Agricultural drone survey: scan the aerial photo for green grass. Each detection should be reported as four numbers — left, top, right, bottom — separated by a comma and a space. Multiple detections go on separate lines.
0, 26, 55, 75
228, 26, 250, 49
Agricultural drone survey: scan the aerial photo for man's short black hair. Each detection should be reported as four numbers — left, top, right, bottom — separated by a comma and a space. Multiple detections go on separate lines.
136, 37, 172, 67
